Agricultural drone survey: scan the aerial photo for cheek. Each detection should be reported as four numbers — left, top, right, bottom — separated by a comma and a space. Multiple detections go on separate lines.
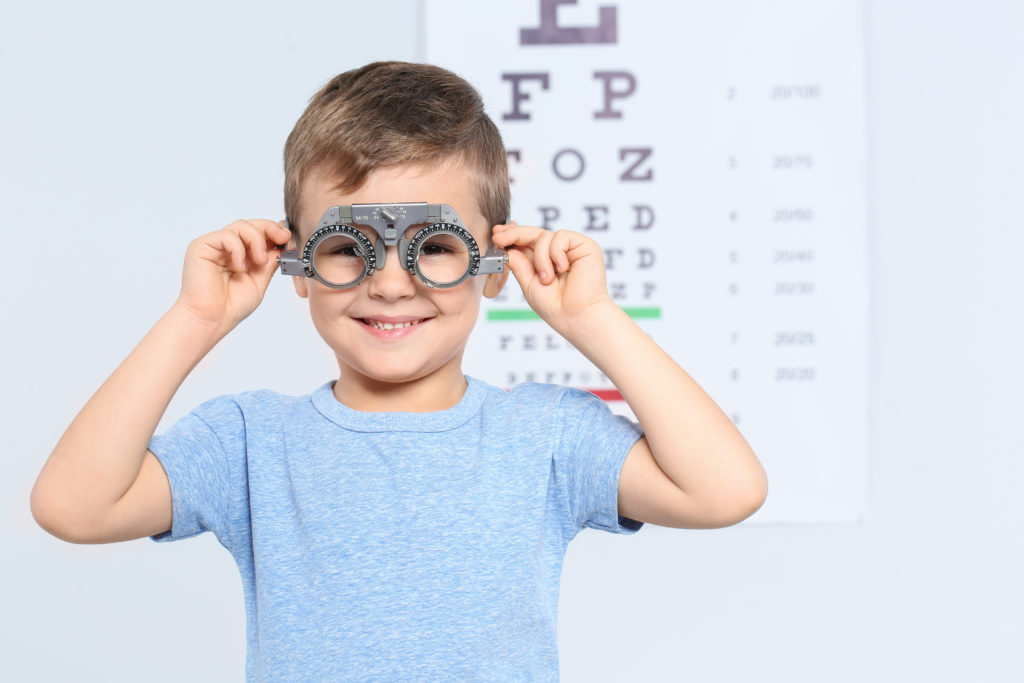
437, 286, 483, 319
307, 287, 357, 318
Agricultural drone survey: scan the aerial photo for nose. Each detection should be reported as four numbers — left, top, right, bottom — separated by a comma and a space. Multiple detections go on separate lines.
366, 244, 417, 301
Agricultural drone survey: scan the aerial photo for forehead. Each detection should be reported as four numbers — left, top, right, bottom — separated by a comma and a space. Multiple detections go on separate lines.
298, 162, 486, 243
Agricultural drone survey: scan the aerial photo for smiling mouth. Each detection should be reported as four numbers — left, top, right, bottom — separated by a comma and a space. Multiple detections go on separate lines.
360, 318, 426, 331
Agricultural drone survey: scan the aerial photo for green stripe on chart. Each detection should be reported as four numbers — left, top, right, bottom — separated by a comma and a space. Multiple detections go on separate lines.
487, 307, 661, 321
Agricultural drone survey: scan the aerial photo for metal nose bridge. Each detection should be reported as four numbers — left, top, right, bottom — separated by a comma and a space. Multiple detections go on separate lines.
379, 207, 399, 244
371, 237, 414, 276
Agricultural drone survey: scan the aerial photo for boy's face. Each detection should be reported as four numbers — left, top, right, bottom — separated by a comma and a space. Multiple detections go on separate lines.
293, 161, 508, 394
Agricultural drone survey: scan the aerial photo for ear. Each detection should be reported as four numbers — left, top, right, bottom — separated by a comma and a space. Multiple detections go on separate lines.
482, 268, 510, 299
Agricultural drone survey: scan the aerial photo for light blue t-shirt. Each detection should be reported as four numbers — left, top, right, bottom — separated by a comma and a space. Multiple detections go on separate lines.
149, 377, 644, 681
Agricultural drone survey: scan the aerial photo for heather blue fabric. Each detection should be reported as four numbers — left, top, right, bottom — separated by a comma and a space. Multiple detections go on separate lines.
149, 377, 644, 682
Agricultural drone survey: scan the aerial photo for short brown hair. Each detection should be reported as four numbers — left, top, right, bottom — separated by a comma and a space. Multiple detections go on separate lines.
283, 61, 509, 239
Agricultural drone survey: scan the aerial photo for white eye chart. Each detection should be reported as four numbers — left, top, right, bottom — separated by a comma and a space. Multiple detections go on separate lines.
428, 0, 868, 523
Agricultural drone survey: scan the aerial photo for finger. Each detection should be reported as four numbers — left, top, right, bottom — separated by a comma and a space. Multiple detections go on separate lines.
234, 220, 270, 266
244, 217, 291, 238
505, 246, 537, 285
273, 219, 292, 247
550, 230, 572, 273
252, 247, 281, 290
531, 230, 556, 284
210, 228, 247, 273
238, 218, 292, 249
247, 219, 289, 262
491, 222, 542, 249
491, 220, 519, 238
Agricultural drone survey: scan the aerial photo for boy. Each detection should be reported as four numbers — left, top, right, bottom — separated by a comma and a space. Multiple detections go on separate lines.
31, 62, 767, 680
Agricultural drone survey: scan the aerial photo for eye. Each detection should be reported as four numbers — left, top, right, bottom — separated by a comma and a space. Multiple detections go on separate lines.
420, 242, 455, 256
326, 244, 360, 258
417, 232, 467, 259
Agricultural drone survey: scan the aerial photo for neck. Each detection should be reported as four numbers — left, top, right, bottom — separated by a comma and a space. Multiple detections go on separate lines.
332, 367, 469, 413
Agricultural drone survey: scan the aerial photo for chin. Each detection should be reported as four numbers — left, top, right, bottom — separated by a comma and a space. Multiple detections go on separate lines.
342, 360, 446, 386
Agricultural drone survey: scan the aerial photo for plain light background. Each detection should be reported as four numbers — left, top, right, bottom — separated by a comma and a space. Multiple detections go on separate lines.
2, 1, 1021, 681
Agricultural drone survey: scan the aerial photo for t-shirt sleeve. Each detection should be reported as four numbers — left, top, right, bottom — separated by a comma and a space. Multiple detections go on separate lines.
147, 396, 246, 552
554, 387, 645, 535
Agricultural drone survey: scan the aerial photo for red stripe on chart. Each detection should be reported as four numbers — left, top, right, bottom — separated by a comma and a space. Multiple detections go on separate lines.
585, 388, 624, 402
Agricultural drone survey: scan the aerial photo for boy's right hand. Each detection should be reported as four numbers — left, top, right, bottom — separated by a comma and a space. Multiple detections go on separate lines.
175, 219, 292, 336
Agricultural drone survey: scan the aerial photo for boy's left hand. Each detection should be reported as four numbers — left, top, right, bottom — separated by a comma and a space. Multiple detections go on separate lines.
491, 222, 613, 331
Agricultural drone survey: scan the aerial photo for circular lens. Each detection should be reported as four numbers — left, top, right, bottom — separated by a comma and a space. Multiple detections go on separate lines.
414, 230, 471, 286
312, 233, 368, 287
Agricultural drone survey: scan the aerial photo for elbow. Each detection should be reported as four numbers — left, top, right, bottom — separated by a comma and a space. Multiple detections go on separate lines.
689, 440, 768, 529
30, 479, 98, 544
729, 464, 770, 524
30, 481, 70, 542
736, 475, 769, 523
702, 469, 769, 529
30, 495, 59, 542
720, 448, 769, 526
728, 469, 769, 526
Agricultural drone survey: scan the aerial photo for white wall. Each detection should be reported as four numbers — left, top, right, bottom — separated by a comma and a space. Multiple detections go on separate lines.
2, 1, 1021, 681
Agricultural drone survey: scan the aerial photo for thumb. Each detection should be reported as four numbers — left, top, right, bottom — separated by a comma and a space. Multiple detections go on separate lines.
506, 248, 537, 285
253, 246, 282, 292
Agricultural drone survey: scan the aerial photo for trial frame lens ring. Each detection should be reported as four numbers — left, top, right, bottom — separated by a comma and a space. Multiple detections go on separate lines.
405, 222, 480, 288
305, 224, 377, 289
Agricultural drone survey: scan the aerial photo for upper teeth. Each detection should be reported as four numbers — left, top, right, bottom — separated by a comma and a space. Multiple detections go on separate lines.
369, 320, 418, 330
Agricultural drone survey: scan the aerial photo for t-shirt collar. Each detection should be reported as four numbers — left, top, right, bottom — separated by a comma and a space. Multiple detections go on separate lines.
310, 376, 486, 432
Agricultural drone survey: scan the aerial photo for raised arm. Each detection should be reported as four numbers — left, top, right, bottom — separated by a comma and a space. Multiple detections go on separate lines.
491, 223, 768, 529
30, 219, 291, 543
